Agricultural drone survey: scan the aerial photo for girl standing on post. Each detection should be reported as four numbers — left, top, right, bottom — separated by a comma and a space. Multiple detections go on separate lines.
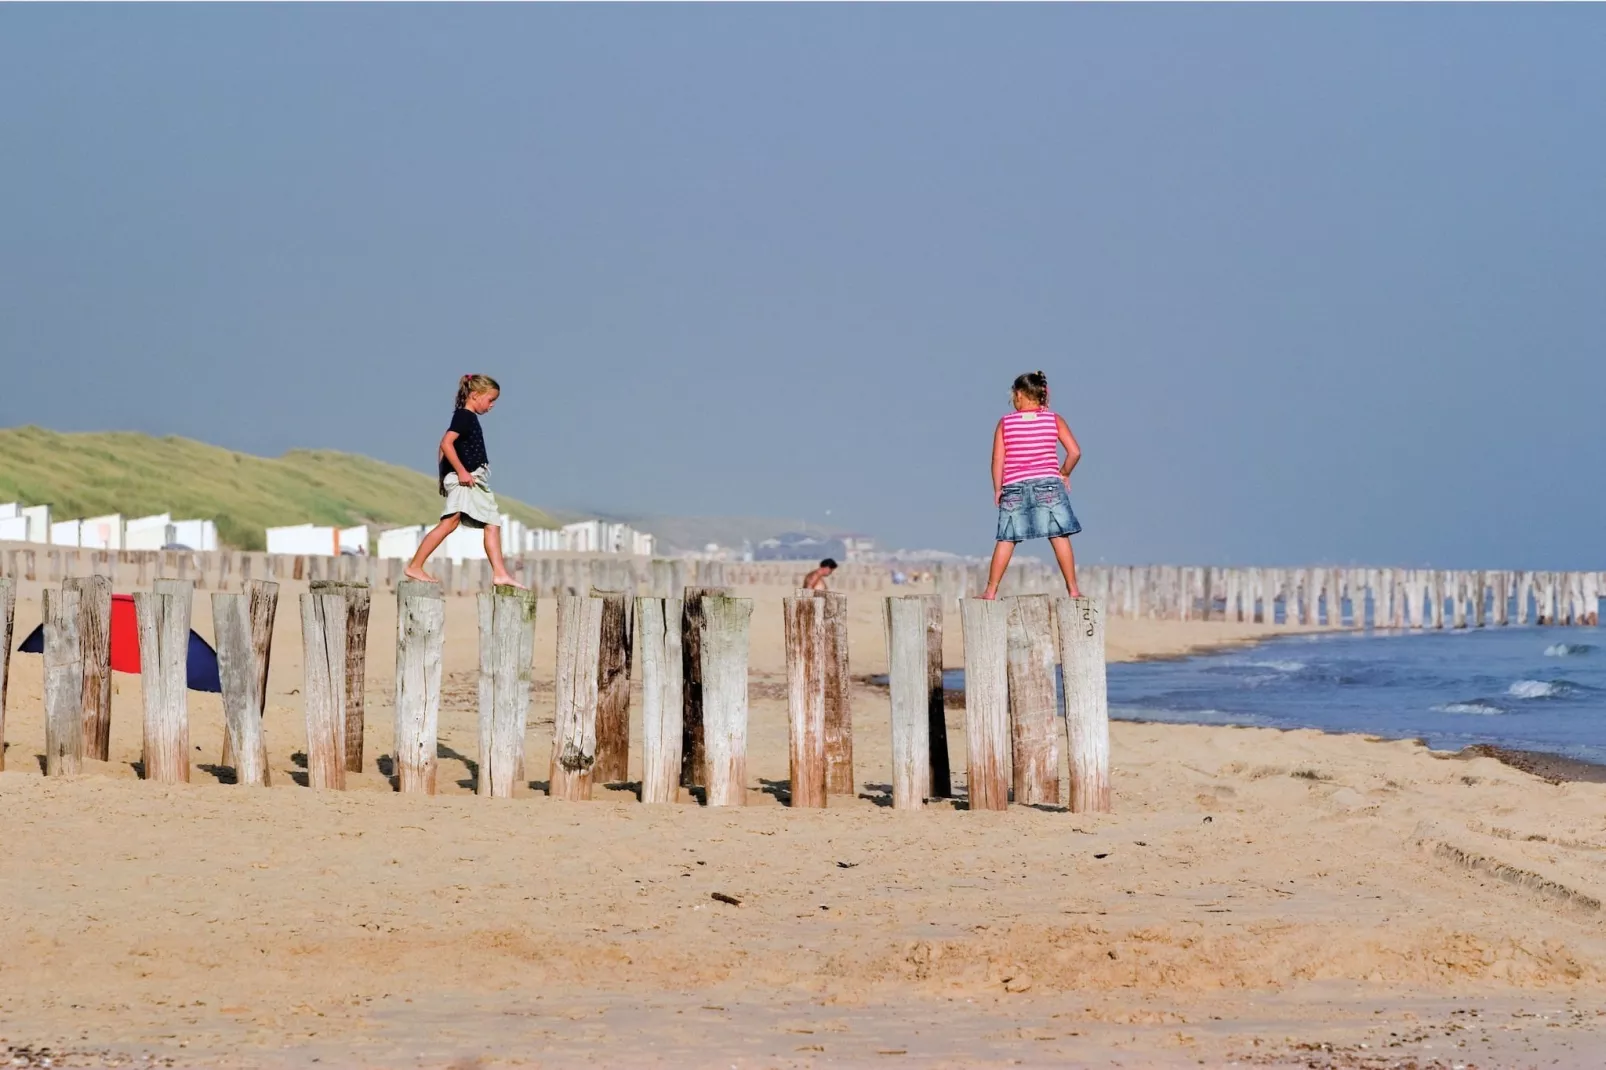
404, 374, 525, 588
982, 371, 1083, 600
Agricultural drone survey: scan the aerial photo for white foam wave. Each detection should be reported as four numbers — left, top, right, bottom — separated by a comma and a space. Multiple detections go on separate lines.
1432, 700, 1505, 716
1244, 660, 1306, 673
1544, 643, 1597, 658
1507, 679, 1571, 700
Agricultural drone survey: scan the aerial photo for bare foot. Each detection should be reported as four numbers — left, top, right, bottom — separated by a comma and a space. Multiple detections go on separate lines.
492, 573, 528, 590
1067, 589, 1083, 599
403, 565, 440, 583
980, 590, 998, 601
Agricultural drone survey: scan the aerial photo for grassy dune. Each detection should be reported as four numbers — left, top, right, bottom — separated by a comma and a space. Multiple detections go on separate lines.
0, 426, 557, 551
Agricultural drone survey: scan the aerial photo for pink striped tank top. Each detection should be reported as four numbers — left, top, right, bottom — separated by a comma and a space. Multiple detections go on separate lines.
999, 408, 1062, 485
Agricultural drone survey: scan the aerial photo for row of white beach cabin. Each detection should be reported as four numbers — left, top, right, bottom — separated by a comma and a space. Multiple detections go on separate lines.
376, 517, 656, 564
0, 504, 217, 551
266, 518, 657, 563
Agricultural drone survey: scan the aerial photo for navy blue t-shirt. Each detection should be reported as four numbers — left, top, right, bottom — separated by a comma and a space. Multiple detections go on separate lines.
441, 407, 488, 477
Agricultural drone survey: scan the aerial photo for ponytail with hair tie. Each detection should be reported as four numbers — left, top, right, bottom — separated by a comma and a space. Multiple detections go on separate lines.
455, 373, 501, 410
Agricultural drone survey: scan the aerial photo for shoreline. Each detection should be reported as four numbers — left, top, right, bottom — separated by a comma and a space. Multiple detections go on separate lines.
886, 622, 1606, 786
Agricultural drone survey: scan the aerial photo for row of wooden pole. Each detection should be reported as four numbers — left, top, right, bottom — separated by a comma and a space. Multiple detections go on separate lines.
7, 546, 1600, 625
0, 574, 1112, 813
0, 546, 894, 598
947, 564, 1604, 628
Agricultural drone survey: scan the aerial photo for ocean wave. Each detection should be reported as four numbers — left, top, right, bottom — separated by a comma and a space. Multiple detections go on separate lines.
1432, 700, 1505, 716
1544, 643, 1597, 658
1243, 660, 1306, 673
1507, 679, 1575, 700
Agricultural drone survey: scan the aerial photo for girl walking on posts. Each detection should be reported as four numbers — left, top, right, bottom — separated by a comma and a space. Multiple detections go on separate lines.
982, 370, 1083, 600
404, 374, 525, 588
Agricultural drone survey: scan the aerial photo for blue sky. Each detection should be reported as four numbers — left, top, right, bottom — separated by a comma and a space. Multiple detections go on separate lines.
1, 5, 1602, 567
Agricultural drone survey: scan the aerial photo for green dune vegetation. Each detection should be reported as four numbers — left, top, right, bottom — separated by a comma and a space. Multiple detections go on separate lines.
0, 426, 558, 551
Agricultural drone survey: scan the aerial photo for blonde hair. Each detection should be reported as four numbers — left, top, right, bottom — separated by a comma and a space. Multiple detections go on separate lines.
455, 374, 500, 409
1011, 370, 1048, 405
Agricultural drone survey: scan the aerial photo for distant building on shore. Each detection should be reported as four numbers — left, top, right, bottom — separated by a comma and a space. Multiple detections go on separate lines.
753, 531, 848, 563
1, 503, 218, 551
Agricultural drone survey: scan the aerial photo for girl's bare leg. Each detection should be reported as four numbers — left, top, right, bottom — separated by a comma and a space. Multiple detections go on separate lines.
1049, 536, 1082, 598
485, 524, 526, 588
981, 541, 1015, 599
404, 515, 461, 582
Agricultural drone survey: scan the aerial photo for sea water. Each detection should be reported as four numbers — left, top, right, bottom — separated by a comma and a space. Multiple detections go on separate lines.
943, 626, 1606, 765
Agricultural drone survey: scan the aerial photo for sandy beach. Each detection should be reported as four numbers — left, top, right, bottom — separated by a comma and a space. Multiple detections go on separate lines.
1, 577, 1603, 1068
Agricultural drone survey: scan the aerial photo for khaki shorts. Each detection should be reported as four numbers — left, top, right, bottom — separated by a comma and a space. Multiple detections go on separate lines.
442, 466, 500, 528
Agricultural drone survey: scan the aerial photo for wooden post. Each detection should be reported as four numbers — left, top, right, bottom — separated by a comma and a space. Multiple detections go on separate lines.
960, 598, 1010, 811
701, 594, 752, 807
637, 597, 684, 804
885, 596, 930, 810
135, 586, 191, 784
300, 592, 348, 789
1005, 594, 1059, 806
812, 590, 853, 796
591, 589, 634, 785
476, 586, 537, 798
923, 593, 951, 798
310, 581, 371, 774
679, 586, 730, 789
43, 586, 85, 776
783, 596, 827, 808
394, 580, 445, 794
213, 593, 268, 786
1054, 596, 1111, 813
64, 576, 113, 762
0, 578, 12, 773
551, 593, 603, 801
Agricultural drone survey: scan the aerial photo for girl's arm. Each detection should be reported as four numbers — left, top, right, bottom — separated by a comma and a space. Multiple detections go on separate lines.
1057, 415, 1082, 481
440, 430, 476, 487
991, 421, 1006, 504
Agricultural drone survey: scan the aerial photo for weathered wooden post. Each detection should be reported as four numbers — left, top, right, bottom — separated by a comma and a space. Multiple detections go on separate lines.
783, 595, 828, 808
310, 580, 371, 774
1005, 594, 1059, 806
394, 580, 445, 794
923, 593, 951, 798
0, 578, 12, 772
43, 586, 85, 776
1054, 596, 1110, 812
300, 590, 348, 789
476, 585, 537, 798
960, 598, 1010, 811
550, 593, 603, 800
591, 589, 634, 785
810, 590, 853, 796
218, 579, 278, 769
1451, 573, 1467, 629
1430, 571, 1446, 630
64, 576, 113, 762
701, 594, 753, 807
637, 597, 684, 804
679, 586, 730, 790
213, 592, 269, 787
135, 582, 191, 784
885, 596, 930, 810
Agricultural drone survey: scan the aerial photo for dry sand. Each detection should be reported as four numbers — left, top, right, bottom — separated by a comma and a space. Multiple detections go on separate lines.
0, 578, 1603, 1068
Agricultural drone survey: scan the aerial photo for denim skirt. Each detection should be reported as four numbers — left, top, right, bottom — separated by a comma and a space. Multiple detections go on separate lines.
996, 477, 1082, 543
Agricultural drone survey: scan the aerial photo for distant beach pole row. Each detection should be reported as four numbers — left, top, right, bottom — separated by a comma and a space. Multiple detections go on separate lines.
1056, 565, 1602, 629
0, 572, 1112, 814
